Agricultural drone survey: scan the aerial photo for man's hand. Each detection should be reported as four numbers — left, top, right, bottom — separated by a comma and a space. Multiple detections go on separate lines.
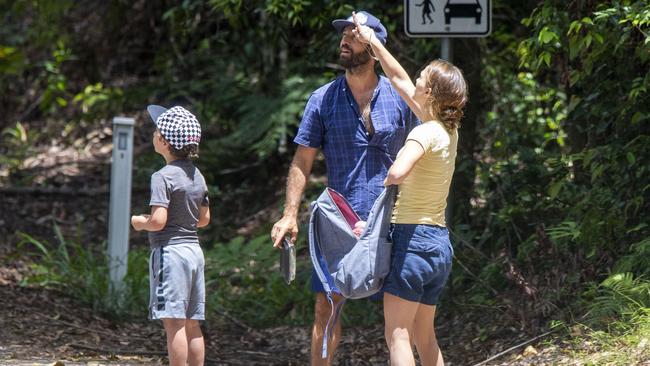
271, 215, 299, 248
352, 221, 366, 239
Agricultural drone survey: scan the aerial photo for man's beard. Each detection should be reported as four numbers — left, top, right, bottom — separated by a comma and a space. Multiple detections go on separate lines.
339, 47, 371, 69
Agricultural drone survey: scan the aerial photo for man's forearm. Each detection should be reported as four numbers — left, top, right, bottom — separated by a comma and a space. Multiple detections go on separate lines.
283, 162, 308, 217
283, 147, 317, 217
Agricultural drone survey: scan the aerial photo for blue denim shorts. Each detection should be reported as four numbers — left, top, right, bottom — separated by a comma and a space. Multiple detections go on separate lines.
382, 224, 453, 305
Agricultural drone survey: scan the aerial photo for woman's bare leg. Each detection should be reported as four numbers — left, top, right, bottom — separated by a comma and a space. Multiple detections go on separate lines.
412, 304, 444, 366
384, 292, 419, 366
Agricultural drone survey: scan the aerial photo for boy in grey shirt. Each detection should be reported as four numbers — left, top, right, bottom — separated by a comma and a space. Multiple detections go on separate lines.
131, 105, 210, 366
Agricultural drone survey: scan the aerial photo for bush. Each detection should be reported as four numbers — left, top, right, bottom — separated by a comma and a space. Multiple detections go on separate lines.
16, 223, 149, 320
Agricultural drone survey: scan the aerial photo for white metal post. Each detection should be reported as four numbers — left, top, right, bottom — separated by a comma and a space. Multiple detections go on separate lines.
108, 117, 134, 294
441, 37, 453, 61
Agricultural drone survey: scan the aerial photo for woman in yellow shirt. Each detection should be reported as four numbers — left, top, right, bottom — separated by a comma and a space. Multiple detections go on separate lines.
353, 14, 468, 366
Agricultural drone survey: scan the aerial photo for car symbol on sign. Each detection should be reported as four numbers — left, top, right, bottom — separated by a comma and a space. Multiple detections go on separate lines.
444, 0, 482, 25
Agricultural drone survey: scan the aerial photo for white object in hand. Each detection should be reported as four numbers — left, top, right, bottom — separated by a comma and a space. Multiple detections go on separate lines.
353, 221, 366, 238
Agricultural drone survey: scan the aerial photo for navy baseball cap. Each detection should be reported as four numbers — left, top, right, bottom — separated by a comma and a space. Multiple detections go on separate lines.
332, 11, 387, 44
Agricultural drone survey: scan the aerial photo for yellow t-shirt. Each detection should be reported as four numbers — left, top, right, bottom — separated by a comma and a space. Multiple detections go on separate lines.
392, 121, 458, 226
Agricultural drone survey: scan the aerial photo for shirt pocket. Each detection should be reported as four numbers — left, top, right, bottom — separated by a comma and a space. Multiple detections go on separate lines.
323, 117, 361, 145
370, 110, 407, 156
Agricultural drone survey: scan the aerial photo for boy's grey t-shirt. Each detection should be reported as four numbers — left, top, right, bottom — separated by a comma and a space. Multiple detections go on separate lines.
148, 159, 209, 248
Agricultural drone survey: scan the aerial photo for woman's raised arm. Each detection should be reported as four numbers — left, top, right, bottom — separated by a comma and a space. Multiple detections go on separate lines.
352, 12, 424, 119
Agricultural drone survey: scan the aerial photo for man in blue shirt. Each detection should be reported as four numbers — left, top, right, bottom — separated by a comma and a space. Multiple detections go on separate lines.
271, 11, 417, 365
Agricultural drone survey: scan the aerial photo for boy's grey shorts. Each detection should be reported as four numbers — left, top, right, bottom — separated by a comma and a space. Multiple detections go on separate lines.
149, 243, 205, 320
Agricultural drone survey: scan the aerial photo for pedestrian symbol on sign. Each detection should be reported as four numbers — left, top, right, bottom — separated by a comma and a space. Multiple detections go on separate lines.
416, 0, 435, 24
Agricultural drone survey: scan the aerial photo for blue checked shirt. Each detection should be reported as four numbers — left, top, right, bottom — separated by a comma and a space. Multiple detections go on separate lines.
295, 75, 418, 220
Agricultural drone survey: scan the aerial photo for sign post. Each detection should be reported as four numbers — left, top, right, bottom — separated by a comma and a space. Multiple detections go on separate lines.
108, 116, 134, 296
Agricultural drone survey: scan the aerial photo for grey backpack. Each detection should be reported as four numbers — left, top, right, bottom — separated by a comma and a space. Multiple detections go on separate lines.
308, 185, 396, 358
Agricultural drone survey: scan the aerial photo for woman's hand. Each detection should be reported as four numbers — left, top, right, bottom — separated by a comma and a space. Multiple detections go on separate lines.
351, 12, 375, 45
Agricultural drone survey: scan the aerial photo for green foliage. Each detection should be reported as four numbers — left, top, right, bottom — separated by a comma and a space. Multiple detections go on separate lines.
562, 273, 650, 365
449, 0, 650, 330
614, 235, 650, 275
588, 273, 650, 323
204, 234, 313, 326
0, 45, 23, 74
72, 83, 124, 121
520, 1, 649, 133
565, 314, 650, 365
546, 221, 580, 241
0, 122, 37, 182
16, 224, 150, 320
222, 75, 324, 158
40, 41, 75, 113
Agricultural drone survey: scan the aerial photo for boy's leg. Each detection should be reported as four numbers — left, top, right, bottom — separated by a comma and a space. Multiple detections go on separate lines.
383, 292, 418, 366
162, 318, 188, 366
186, 319, 204, 366
311, 292, 344, 366
412, 304, 444, 366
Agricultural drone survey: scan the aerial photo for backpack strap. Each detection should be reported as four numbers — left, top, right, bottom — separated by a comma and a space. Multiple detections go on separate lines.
321, 294, 346, 359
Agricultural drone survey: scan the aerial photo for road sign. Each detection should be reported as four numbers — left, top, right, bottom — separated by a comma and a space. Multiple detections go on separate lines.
405, 0, 491, 37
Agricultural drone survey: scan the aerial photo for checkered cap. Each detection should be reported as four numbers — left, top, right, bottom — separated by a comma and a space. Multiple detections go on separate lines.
147, 105, 201, 150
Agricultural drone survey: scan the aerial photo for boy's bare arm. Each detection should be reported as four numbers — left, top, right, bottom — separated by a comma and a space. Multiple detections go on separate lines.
197, 205, 210, 228
131, 206, 168, 232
